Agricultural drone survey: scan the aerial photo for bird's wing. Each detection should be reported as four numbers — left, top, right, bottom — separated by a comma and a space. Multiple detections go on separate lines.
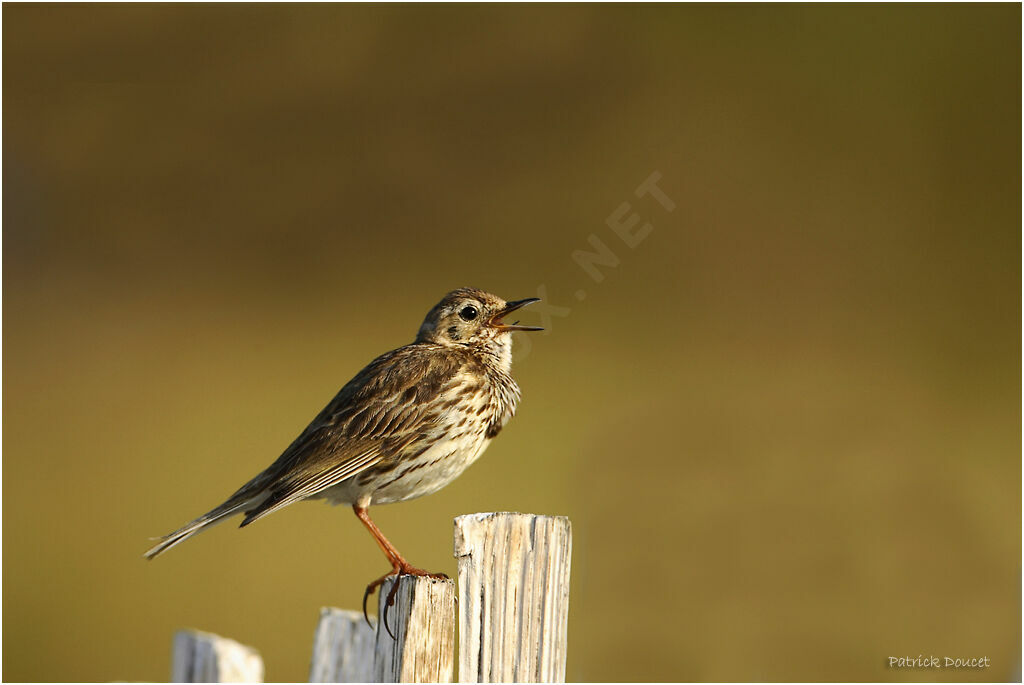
238, 343, 466, 525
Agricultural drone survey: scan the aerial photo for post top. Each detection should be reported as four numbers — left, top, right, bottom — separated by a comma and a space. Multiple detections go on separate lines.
453, 511, 571, 524
453, 512, 572, 558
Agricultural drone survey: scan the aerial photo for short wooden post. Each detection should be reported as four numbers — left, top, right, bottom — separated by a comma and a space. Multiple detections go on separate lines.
454, 512, 572, 683
172, 629, 264, 683
309, 608, 377, 682
373, 575, 456, 683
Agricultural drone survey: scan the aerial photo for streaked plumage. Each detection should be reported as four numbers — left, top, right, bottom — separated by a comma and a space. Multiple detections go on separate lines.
144, 288, 541, 588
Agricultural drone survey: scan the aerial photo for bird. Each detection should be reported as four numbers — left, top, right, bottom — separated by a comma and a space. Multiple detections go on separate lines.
145, 288, 542, 628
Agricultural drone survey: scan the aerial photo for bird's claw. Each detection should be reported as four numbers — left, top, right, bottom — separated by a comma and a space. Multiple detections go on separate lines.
361, 569, 405, 639
382, 577, 402, 639
362, 571, 393, 631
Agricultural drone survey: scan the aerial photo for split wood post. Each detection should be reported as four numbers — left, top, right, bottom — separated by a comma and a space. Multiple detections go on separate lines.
454, 512, 572, 683
309, 608, 377, 682
372, 575, 456, 683
172, 629, 264, 683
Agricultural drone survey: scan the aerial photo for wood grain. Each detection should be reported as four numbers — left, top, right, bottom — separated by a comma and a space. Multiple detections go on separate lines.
171, 629, 263, 683
309, 608, 377, 682
454, 512, 572, 683
373, 575, 456, 683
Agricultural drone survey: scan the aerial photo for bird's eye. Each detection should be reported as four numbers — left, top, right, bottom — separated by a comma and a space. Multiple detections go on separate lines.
459, 305, 478, 321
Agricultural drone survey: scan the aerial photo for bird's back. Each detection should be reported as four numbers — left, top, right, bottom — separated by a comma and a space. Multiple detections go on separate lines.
242, 341, 520, 516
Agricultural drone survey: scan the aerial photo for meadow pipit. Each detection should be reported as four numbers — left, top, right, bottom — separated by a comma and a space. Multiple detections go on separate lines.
145, 288, 541, 626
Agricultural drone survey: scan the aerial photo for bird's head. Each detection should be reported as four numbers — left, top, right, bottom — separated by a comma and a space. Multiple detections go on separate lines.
416, 288, 542, 357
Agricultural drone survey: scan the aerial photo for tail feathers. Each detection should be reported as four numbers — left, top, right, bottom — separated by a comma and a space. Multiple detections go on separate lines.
144, 497, 256, 560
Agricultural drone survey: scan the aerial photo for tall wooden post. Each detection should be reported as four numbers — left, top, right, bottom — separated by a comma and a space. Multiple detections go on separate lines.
454, 512, 573, 683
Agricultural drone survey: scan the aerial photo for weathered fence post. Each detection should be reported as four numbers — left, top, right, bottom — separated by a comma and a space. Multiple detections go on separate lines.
172, 629, 264, 683
309, 608, 377, 682
372, 575, 456, 683
454, 512, 572, 683
164, 512, 571, 683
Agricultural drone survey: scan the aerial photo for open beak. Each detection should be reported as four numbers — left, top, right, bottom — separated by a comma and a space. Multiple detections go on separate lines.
489, 298, 543, 332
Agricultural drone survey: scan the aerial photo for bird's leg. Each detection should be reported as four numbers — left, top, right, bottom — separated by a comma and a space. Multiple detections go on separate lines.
353, 504, 406, 569
353, 505, 449, 638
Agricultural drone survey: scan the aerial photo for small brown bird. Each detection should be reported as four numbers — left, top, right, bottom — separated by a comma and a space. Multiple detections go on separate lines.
145, 288, 541, 617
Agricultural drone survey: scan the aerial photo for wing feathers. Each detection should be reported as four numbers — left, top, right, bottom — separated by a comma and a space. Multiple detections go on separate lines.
235, 344, 468, 526
239, 446, 383, 526
149, 342, 472, 557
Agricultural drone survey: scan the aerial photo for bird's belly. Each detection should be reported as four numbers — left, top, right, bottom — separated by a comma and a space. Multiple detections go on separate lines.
374, 432, 492, 504
322, 432, 493, 507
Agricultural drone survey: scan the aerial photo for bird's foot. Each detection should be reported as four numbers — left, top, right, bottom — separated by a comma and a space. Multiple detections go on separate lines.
362, 564, 450, 639
394, 562, 450, 580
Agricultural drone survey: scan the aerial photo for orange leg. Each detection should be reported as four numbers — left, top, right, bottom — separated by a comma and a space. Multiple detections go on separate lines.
353, 505, 448, 637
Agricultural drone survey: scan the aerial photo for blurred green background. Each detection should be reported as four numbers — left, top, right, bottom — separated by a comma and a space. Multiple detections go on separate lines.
3, 4, 1020, 682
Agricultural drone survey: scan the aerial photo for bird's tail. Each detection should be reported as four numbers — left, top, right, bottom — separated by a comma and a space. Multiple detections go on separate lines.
144, 493, 263, 560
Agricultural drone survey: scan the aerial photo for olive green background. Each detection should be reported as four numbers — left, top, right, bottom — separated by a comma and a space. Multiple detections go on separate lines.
3, 4, 1020, 682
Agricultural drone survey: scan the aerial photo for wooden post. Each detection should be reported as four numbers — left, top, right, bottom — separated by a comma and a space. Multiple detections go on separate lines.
373, 575, 456, 683
172, 629, 264, 683
309, 608, 377, 682
453, 513, 572, 683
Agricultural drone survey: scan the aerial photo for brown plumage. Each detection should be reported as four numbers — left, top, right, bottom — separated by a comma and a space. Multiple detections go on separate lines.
145, 288, 541, 615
